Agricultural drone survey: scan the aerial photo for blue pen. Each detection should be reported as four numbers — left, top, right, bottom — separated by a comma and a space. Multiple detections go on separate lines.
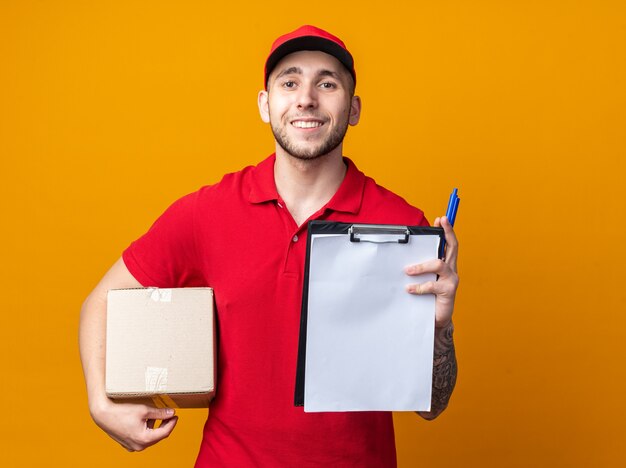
450, 195, 460, 226
441, 188, 460, 256
445, 188, 458, 223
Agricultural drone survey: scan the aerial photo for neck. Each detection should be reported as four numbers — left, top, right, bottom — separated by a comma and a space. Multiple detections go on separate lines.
274, 148, 347, 227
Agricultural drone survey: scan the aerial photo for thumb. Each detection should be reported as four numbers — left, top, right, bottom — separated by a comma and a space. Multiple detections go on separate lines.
144, 406, 176, 420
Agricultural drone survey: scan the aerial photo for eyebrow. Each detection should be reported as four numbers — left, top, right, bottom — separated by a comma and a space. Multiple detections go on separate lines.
274, 67, 341, 81
275, 66, 302, 79
317, 69, 341, 80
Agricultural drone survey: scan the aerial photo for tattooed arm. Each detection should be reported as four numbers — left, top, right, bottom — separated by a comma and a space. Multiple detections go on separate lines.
418, 322, 457, 420
405, 216, 459, 419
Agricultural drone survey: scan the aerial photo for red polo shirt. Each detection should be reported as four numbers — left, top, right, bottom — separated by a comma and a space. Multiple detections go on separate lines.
123, 154, 428, 467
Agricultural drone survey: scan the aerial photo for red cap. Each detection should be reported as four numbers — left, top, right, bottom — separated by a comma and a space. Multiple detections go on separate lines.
264, 25, 356, 89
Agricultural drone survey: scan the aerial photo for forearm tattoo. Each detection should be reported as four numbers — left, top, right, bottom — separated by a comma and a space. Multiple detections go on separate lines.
420, 322, 457, 419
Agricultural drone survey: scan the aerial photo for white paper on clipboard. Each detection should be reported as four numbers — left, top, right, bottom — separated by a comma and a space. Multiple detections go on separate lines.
303, 232, 440, 412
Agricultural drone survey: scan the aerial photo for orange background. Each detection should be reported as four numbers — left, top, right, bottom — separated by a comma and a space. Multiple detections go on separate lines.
1, 1, 625, 466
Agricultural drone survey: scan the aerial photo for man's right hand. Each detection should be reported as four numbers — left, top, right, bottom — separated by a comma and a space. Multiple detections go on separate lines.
91, 399, 178, 451
80, 258, 179, 451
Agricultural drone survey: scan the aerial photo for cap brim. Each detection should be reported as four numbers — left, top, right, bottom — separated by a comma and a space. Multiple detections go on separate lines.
265, 36, 355, 87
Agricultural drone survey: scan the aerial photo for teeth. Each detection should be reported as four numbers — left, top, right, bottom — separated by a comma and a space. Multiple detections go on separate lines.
292, 121, 323, 128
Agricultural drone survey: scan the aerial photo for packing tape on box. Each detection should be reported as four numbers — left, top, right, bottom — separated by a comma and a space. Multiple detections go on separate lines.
149, 288, 172, 302
151, 394, 178, 409
145, 366, 168, 392
146, 367, 178, 409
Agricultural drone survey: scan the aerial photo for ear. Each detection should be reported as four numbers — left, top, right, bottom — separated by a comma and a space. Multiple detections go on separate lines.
349, 95, 361, 126
258, 90, 270, 123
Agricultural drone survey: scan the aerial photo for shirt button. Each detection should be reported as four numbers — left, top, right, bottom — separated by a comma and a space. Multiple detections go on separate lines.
292, 235, 299, 242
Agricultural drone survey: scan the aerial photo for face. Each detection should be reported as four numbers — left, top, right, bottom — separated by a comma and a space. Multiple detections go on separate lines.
258, 50, 361, 161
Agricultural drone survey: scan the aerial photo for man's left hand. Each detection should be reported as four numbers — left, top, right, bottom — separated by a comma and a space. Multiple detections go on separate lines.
405, 216, 459, 328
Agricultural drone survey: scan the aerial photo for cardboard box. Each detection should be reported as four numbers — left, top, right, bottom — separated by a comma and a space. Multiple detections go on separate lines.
105, 287, 215, 408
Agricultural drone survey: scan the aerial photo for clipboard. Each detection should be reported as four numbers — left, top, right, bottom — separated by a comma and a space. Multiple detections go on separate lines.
294, 221, 445, 412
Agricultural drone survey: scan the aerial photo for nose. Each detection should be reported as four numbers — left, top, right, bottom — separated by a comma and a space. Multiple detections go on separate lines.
296, 82, 318, 110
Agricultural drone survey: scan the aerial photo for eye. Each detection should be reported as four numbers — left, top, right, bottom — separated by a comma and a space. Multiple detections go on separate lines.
282, 81, 297, 89
319, 82, 336, 89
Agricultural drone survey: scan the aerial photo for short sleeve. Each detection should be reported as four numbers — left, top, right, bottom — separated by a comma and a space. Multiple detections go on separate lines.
122, 191, 205, 288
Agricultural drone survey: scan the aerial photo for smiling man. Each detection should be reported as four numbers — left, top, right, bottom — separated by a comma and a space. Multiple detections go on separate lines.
261, 50, 359, 162
79, 25, 459, 467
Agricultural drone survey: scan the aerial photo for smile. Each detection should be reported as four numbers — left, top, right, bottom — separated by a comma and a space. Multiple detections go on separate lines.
291, 120, 324, 129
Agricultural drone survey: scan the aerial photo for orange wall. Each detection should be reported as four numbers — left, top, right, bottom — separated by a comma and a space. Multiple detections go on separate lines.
1, 1, 625, 466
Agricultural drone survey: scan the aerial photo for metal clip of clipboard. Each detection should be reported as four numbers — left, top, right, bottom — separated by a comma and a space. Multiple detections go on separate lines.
348, 224, 410, 244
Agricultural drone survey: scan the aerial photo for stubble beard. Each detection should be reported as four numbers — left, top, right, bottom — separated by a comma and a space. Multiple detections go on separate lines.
270, 111, 350, 161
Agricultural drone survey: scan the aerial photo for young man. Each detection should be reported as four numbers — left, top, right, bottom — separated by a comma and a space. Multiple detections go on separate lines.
79, 25, 459, 466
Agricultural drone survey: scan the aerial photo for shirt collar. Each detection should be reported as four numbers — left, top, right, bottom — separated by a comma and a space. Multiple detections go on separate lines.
248, 153, 365, 215
324, 157, 365, 214
248, 154, 279, 203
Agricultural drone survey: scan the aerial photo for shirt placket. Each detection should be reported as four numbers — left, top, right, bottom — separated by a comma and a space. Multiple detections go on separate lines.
275, 198, 326, 277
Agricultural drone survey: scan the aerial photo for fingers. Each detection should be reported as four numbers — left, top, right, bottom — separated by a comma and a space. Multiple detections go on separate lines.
94, 401, 179, 452
408, 216, 459, 277
145, 406, 176, 420
155, 415, 179, 436
440, 216, 458, 270
405, 258, 448, 277
405, 280, 438, 295
144, 415, 179, 444
126, 414, 179, 451
404, 215, 459, 328
139, 406, 177, 447
405, 256, 459, 298
405, 278, 457, 297
145, 406, 175, 431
